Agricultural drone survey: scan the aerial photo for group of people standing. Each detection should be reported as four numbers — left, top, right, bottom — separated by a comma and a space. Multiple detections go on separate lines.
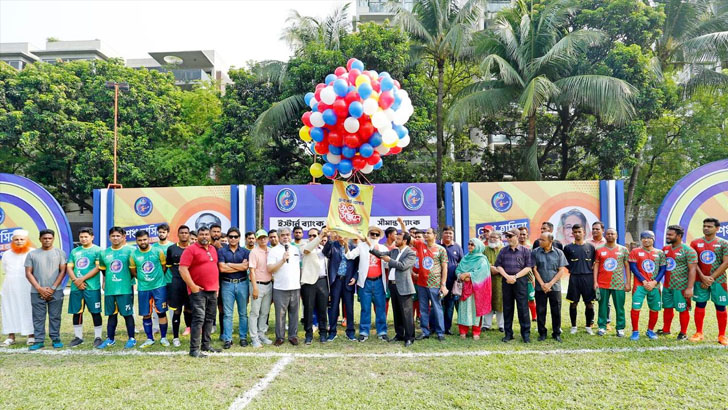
1, 216, 726, 358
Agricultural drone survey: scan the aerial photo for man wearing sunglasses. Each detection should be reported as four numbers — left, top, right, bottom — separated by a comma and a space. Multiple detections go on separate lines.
301, 227, 330, 344
218, 227, 251, 349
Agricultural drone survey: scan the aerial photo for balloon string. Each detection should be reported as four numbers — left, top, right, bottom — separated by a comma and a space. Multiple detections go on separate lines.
359, 172, 371, 185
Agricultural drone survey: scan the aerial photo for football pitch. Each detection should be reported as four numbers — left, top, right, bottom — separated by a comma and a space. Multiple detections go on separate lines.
1, 294, 726, 409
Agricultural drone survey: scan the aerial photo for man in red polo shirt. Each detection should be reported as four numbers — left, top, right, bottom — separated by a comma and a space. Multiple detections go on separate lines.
179, 227, 221, 358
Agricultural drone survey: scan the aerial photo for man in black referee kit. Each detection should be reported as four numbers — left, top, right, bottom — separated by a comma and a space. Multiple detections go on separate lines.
564, 224, 596, 335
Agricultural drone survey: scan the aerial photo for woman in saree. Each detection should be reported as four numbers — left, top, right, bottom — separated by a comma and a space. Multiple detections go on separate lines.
456, 238, 492, 339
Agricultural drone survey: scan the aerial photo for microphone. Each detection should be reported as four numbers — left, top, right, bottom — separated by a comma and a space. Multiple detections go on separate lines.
284, 244, 289, 263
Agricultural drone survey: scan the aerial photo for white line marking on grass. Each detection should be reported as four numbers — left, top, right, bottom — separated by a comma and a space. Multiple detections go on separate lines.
0, 343, 724, 359
228, 355, 294, 410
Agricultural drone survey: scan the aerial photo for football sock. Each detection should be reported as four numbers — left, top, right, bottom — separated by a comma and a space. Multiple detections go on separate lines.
107, 314, 118, 341
662, 308, 674, 333
143, 317, 154, 340
172, 311, 181, 338
679, 310, 690, 335
631, 309, 640, 331
716, 306, 727, 337
694, 305, 706, 334
648, 310, 658, 331
124, 315, 135, 339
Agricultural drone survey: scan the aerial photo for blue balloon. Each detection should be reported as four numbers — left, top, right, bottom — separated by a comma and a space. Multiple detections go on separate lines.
322, 109, 337, 126
358, 83, 372, 100
310, 127, 324, 142
312, 102, 318, 112
393, 125, 408, 139
359, 143, 374, 158
351, 59, 364, 72
333, 79, 349, 97
373, 159, 383, 170
325, 74, 337, 85
328, 144, 342, 155
322, 163, 337, 178
369, 132, 383, 147
348, 85, 356, 92
380, 76, 394, 91
338, 159, 353, 174
348, 101, 363, 118
304, 92, 315, 106
342, 146, 356, 158
378, 71, 391, 78
322, 154, 330, 162
391, 92, 402, 111
309, 142, 316, 153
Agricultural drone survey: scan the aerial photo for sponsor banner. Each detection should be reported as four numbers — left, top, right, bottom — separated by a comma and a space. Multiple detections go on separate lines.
327, 181, 374, 239
122, 223, 168, 243
0, 227, 23, 254
475, 219, 530, 238
269, 217, 327, 230
719, 222, 728, 240
373, 216, 431, 231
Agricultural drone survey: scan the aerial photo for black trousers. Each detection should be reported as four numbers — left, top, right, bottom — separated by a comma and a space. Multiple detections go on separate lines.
189, 290, 217, 353
302, 277, 329, 339
389, 282, 415, 342
535, 290, 562, 337
503, 276, 531, 339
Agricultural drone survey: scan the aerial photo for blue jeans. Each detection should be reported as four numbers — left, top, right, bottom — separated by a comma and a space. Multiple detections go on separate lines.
221, 280, 249, 342
328, 276, 355, 338
417, 285, 444, 336
359, 278, 387, 336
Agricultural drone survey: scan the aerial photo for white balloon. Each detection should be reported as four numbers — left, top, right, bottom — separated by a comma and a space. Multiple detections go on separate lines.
327, 154, 341, 164
343, 117, 360, 133
377, 122, 392, 133
362, 98, 379, 116
321, 86, 336, 105
382, 128, 398, 145
392, 110, 407, 126
362, 164, 374, 174
375, 144, 390, 155
371, 111, 386, 128
397, 135, 410, 148
340, 171, 353, 178
397, 89, 409, 99
384, 108, 396, 122
310, 111, 325, 128
309, 98, 318, 109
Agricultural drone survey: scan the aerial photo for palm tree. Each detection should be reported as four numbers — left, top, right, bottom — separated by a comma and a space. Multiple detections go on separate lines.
280, 3, 351, 52
449, 0, 637, 180
393, 0, 486, 210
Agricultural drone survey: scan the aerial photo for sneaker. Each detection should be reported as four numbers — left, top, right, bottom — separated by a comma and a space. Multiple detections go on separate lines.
172, 338, 181, 347
597, 328, 606, 336
251, 338, 263, 348
93, 337, 103, 348
124, 339, 137, 349
326, 334, 337, 342
26, 337, 35, 345
616, 330, 625, 338
97, 338, 115, 349
570, 326, 578, 335
689, 332, 704, 342
69, 337, 84, 347
378, 334, 390, 342
182, 327, 191, 336
347, 335, 357, 342
259, 335, 273, 345
240, 339, 249, 347
676, 333, 687, 341
52, 339, 63, 349
140, 339, 156, 349
2, 338, 15, 346
585, 327, 594, 336
657, 329, 671, 336
223, 340, 232, 349
630, 331, 640, 341
719, 335, 728, 346
160, 338, 170, 347
304, 336, 313, 345
29, 342, 44, 351
189, 350, 207, 358
357, 334, 369, 342
646, 329, 658, 340
319, 336, 328, 343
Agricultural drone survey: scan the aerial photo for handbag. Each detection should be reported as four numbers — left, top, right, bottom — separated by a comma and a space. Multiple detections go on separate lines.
452, 278, 463, 297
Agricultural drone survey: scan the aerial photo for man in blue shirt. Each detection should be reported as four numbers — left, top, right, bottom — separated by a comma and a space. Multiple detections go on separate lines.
439, 226, 463, 335
217, 227, 250, 349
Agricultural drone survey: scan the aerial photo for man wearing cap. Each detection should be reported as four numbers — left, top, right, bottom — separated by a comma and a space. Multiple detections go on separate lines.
1, 230, 35, 346
247, 229, 273, 348
479, 225, 494, 241
345, 226, 389, 342
628, 230, 667, 341
495, 228, 534, 343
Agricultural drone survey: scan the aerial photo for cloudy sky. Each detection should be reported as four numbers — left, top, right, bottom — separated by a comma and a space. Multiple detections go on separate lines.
1, 0, 354, 70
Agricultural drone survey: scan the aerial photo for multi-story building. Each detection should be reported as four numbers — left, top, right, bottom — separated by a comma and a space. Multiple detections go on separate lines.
1, 39, 115, 68
126, 49, 231, 92
0, 42, 39, 70
353, 0, 513, 29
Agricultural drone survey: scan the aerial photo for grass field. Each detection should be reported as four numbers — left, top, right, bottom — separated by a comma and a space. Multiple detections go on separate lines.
1, 290, 726, 409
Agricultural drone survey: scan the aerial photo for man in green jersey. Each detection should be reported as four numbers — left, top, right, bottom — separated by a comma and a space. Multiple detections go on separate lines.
130, 230, 169, 348
67, 227, 104, 347
154, 223, 174, 284
97, 227, 137, 349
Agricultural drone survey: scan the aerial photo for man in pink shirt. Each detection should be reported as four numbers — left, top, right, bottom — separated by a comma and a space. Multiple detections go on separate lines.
248, 229, 273, 348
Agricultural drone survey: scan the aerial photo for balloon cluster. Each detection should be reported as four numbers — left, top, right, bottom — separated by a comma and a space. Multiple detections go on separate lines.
300, 58, 414, 179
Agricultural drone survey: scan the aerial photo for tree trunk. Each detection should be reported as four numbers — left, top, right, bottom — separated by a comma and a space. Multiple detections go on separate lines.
435, 59, 445, 215
521, 114, 542, 180
558, 107, 572, 180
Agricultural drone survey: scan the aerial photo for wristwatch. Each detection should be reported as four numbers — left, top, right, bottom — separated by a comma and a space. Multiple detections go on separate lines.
51, 285, 58, 290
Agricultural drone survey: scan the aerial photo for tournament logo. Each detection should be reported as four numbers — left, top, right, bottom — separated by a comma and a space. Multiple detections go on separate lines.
345, 184, 360, 199
141, 261, 155, 274
134, 197, 153, 217
338, 203, 362, 225
0, 206, 5, 225
666, 257, 676, 271
110, 259, 123, 274
402, 186, 424, 211
641, 259, 656, 274
422, 256, 435, 270
603, 258, 618, 272
491, 191, 513, 213
700, 250, 716, 265
76, 256, 90, 270
276, 188, 297, 213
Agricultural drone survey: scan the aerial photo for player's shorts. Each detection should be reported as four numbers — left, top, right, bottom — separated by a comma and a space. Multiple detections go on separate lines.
527, 282, 535, 301
662, 287, 689, 312
138, 286, 168, 316
693, 281, 728, 306
104, 294, 134, 316
68, 289, 102, 314
632, 285, 662, 311
167, 276, 190, 310
566, 275, 596, 304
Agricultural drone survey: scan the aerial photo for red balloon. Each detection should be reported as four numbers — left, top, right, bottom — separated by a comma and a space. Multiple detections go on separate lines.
346, 58, 357, 71
302, 111, 313, 127
389, 146, 402, 155
318, 102, 330, 113
371, 80, 380, 93
366, 152, 380, 165
379, 91, 395, 110
334, 66, 347, 76
333, 99, 348, 117
315, 83, 325, 91
358, 122, 375, 140
329, 131, 342, 146
314, 88, 322, 101
345, 91, 360, 105
352, 156, 366, 170
315, 141, 329, 155
393, 80, 400, 89
344, 134, 360, 148
348, 69, 361, 85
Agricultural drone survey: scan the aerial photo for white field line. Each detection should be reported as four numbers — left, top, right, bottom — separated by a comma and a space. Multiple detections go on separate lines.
0, 343, 724, 359
228, 355, 294, 410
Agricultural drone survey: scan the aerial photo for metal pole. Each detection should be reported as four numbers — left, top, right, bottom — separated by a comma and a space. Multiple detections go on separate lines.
113, 83, 119, 186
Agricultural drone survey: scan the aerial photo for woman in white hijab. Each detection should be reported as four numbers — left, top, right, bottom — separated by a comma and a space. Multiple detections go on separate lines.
1, 230, 35, 345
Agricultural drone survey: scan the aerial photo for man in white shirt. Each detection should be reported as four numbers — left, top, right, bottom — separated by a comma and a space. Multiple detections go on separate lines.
267, 227, 302, 346
301, 227, 329, 344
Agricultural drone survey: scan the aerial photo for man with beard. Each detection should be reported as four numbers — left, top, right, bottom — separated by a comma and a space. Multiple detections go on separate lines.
660, 225, 697, 340
1, 230, 35, 346
439, 226, 463, 335
67, 228, 104, 347
209, 223, 224, 337
244, 232, 256, 251
292, 226, 306, 248
482, 231, 504, 332
166, 225, 192, 347
130, 230, 169, 348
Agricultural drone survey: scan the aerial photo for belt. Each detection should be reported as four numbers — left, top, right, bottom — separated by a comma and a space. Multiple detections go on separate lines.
222, 277, 248, 283
389, 280, 397, 285
256, 280, 271, 285
366, 276, 382, 281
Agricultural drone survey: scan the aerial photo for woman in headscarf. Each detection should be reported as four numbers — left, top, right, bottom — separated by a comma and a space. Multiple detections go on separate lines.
456, 238, 492, 339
